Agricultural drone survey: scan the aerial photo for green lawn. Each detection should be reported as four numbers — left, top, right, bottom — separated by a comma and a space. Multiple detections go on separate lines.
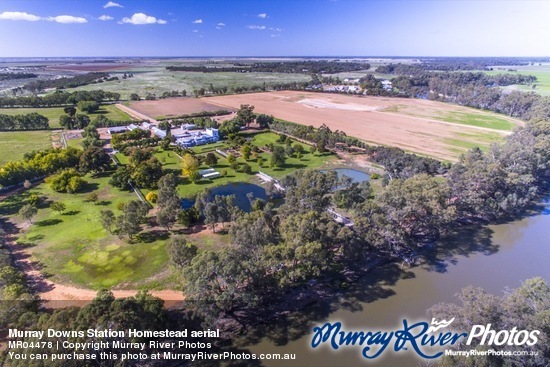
0, 104, 132, 129
0, 131, 52, 166
174, 132, 335, 198
3, 173, 170, 289
115, 132, 335, 199
66, 137, 83, 149
0, 107, 66, 128
2, 132, 334, 289
92, 104, 133, 122
440, 111, 516, 131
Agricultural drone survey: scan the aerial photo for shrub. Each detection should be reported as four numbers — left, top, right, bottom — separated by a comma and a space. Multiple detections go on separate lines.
238, 163, 252, 174
47, 169, 87, 194
85, 192, 98, 203
146, 192, 158, 203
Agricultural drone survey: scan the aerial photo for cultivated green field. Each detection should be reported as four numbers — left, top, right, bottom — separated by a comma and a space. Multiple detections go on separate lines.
3, 173, 171, 289
486, 66, 550, 96
439, 110, 516, 131
0, 131, 52, 165
444, 131, 504, 154
64, 67, 311, 100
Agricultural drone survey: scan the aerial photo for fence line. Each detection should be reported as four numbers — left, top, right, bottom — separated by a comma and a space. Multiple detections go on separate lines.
127, 180, 152, 207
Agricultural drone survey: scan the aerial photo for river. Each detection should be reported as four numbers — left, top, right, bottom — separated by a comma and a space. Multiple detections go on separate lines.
247, 197, 550, 366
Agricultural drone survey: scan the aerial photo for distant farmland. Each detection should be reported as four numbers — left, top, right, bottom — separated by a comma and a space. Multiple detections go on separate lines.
131, 91, 521, 161
130, 98, 233, 119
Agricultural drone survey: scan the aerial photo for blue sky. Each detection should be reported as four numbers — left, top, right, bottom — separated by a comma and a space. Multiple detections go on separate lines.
0, 0, 549, 57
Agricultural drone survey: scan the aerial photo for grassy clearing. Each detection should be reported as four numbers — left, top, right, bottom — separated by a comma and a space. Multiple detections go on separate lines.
0, 104, 132, 129
0, 131, 52, 165
440, 111, 516, 131
66, 137, 83, 149
3, 173, 170, 289
0, 107, 66, 128
92, 104, 133, 121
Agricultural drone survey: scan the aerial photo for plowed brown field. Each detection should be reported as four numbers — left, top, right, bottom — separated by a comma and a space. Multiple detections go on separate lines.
131, 91, 522, 160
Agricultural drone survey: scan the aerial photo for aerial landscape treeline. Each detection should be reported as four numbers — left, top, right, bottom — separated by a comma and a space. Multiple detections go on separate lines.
177, 121, 549, 331
1, 58, 549, 366
22, 72, 109, 93
0, 90, 119, 108
166, 60, 370, 74
0, 113, 49, 130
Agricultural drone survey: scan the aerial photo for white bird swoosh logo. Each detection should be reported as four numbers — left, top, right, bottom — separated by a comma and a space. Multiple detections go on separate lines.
427, 318, 455, 333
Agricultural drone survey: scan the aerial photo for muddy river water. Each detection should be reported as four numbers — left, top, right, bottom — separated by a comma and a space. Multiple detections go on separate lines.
247, 197, 550, 366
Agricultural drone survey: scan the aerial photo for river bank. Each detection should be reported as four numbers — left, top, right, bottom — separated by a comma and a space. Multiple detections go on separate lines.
243, 196, 550, 366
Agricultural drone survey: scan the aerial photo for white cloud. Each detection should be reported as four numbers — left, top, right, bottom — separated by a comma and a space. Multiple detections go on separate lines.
192, 19, 203, 24
192, 29, 198, 33
0, 11, 89, 24
47, 15, 87, 24
269, 27, 283, 32
121, 13, 166, 25
247, 25, 265, 30
270, 34, 280, 38
258, 13, 268, 19
217, 22, 225, 26
98, 15, 114, 21
0, 11, 41, 21
104, 1, 123, 8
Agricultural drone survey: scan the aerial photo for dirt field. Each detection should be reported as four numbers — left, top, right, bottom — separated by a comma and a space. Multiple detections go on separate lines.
124, 91, 522, 160
204, 92, 521, 160
130, 97, 235, 119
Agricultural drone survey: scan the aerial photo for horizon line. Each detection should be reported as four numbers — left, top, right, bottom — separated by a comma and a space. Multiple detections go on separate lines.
2, 55, 550, 59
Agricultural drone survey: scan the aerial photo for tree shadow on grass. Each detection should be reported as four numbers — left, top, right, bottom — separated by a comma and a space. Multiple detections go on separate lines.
164, 168, 182, 176
0, 191, 32, 216
15, 241, 37, 248
63, 210, 80, 216
79, 182, 100, 194
285, 163, 307, 170
95, 200, 111, 206
34, 218, 63, 227
90, 171, 113, 179
136, 230, 170, 243
27, 234, 45, 242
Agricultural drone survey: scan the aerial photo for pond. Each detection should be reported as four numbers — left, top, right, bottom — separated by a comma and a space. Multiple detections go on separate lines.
181, 182, 267, 212
323, 168, 370, 183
